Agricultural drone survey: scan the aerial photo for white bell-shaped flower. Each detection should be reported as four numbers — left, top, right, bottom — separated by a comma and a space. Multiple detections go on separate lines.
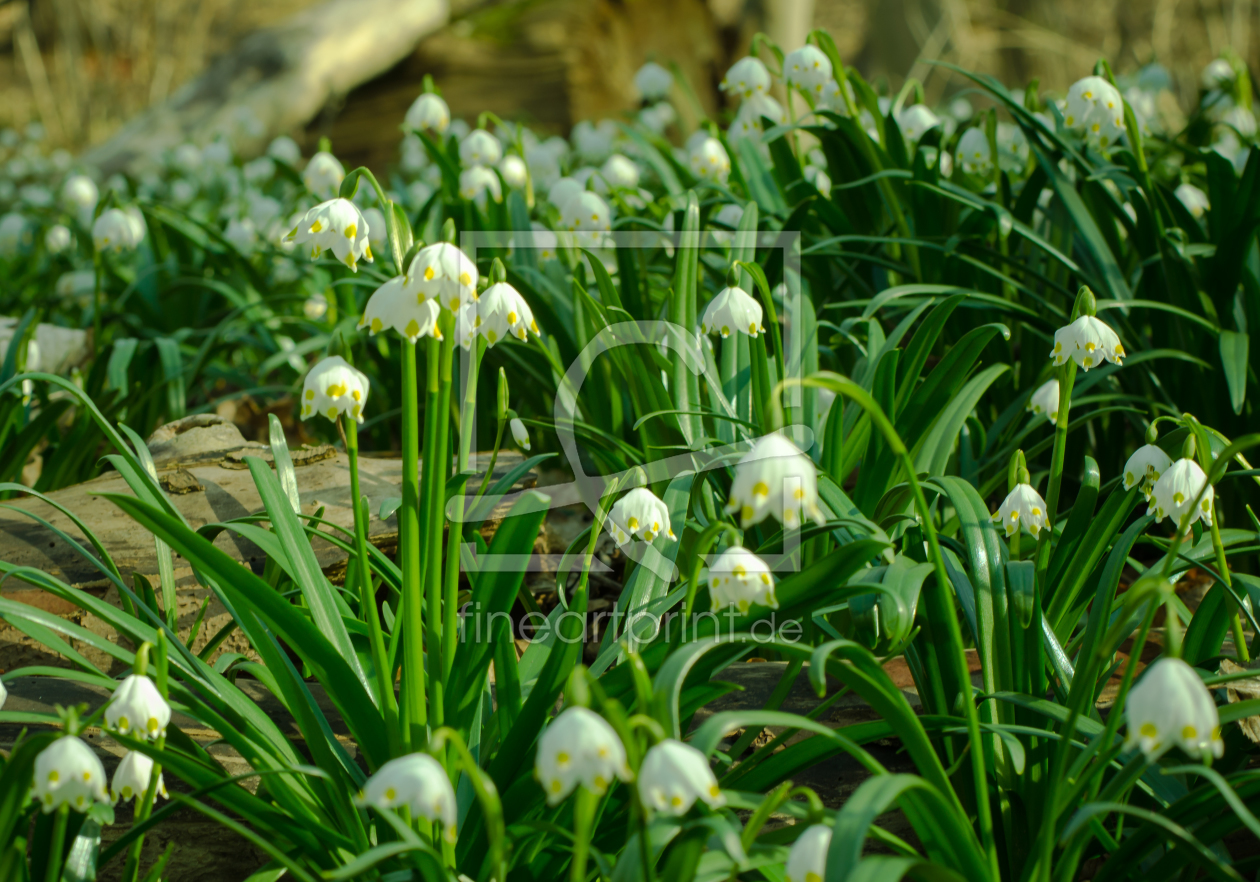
224, 217, 256, 254
729, 95, 786, 145
1175, 183, 1209, 219
726, 434, 825, 528
996, 122, 1029, 172
45, 224, 72, 254
600, 154, 640, 190
1064, 76, 1125, 148
701, 286, 764, 338
360, 276, 443, 343
301, 355, 370, 423
993, 483, 1049, 538
1050, 315, 1125, 371
33, 737, 109, 813
267, 135, 302, 165
638, 739, 724, 815
536, 706, 632, 805
784, 45, 833, 95
688, 137, 731, 184
634, 62, 674, 101
1027, 379, 1060, 424
499, 155, 529, 189
286, 198, 373, 270
721, 57, 771, 98
405, 93, 451, 134
572, 120, 620, 162
639, 101, 677, 134
548, 177, 584, 211
1125, 657, 1223, 761
92, 208, 142, 253
303, 151, 345, 200
459, 166, 502, 204
106, 674, 171, 740
896, 104, 941, 145
1123, 444, 1173, 500
356, 753, 458, 841
608, 487, 675, 547
785, 824, 832, 882
61, 174, 99, 226
1202, 58, 1235, 91
403, 242, 479, 311
111, 751, 167, 804
469, 281, 539, 345
1148, 457, 1213, 528
510, 418, 531, 451
460, 129, 502, 168
708, 546, 777, 613
304, 293, 328, 320
957, 127, 992, 175
559, 191, 612, 233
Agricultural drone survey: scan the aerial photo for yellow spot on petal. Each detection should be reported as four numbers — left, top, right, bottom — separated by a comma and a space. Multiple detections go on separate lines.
405, 319, 420, 338
371, 318, 383, 332
310, 220, 323, 233
385, 787, 396, 801
305, 390, 315, 400
352, 389, 361, 401
1182, 725, 1198, 740
752, 481, 769, 497
459, 272, 471, 286
557, 751, 570, 765
344, 224, 357, 239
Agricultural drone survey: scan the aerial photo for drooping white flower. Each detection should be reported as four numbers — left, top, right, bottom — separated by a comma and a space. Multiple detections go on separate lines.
267, 135, 302, 165
600, 154, 640, 190
535, 706, 632, 805
61, 174, 99, 226
896, 104, 941, 145
32, 737, 109, 813
817, 77, 856, 114
287, 198, 373, 270
56, 270, 95, 300
804, 164, 831, 198
708, 546, 777, 613
1027, 379, 1060, 424
729, 95, 786, 145
44, 223, 72, 254
701, 286, 764, 339
301, 355, 370, 423
459, 129, 502, 168
634, 62, 674, 101
1202, 58, 1235, 91
785, 825, 832, 882
559, 191, 612, 233
957, 127, 992, 175
303, 151, 345, 200
638, 739, 724, 815
996, 122, 1029, 172
243, 156, 275, 185
1125, 657, 1223, 761
404, 242, 479, 312
993, 483, 1049, 538
223, 217, 257, 254
468, 281, 538, 346
548, 177, 584, 211
709, 203, 744, 246
499, 155, 529, 189
1175, 183, 1209, 219
688, 137, 730, 184
405, 93, 451, 134
304, 292, 328, 320
511, 418, 531, 451
1049, 315, 1125, 371
572, 120, 620, 162
1123, 444, 1174, 500
784, 45, 833, 95
459, 165, 502, 204
92, 208, 142, 253
639, 101, 677, 134
360, 276, 443, 343
1064, 76, 1125, 148
1148, 457, 1213, 528
721, 57, 771, 98
111, 751, 167, 804
105, 674, 171, 740
356, 753, 458, 841
608, 487, 675, 547
726, 434, 825, 529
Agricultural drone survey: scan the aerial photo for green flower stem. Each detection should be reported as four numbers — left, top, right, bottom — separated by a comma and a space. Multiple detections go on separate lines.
1035, 359, 1077, 594
422, 315, 456, 731
431, 727, 506, 880
401, 340, 426, 747
444, 338, 482, 685
45, 804, 69, 882
570, 787, 597, 882
344, 417, 400, 745
1209, 514, 1250, 662
92, 250, 104, 349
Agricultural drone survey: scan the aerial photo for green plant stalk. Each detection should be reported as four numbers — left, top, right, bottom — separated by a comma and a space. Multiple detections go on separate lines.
92, 250, 104, 351
1208, 513, 1249, 662
571, 787, 597, 882
425, 314, 456, 730
418, 333, 444, 733
45, 803, 69, 882
444, 339, 483, 682
344, 417, 401, 742
1035, 359, 1077, 595
401, 340, 427, 747
432, 727, 506, 880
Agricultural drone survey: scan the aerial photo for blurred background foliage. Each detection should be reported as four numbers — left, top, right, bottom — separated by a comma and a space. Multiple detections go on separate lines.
0, 0, 1250, 169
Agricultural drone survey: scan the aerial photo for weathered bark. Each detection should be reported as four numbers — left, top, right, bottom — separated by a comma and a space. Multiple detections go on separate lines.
78, 0, 452, 175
